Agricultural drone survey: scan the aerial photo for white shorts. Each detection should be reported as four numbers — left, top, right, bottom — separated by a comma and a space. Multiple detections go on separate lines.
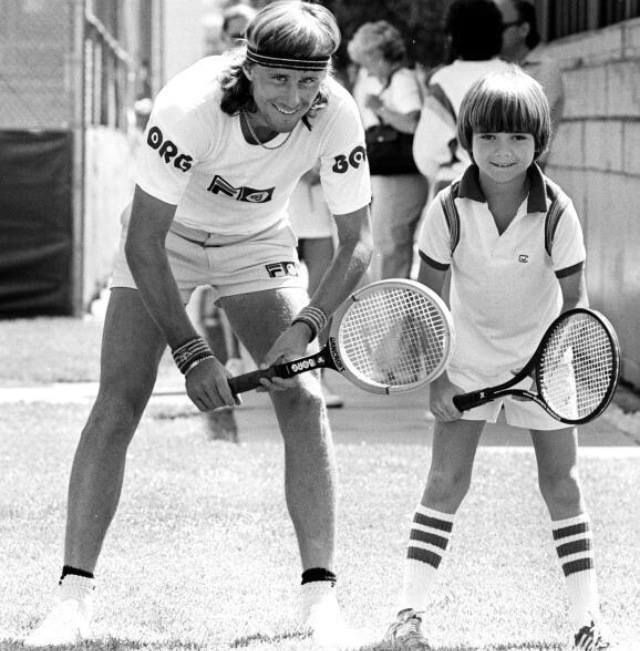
449, 368, 564, 431
288, 180, 334, 240
110, 217, 306, 304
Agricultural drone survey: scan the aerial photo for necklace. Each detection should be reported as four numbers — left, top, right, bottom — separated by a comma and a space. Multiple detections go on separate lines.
242, 111, 294, 150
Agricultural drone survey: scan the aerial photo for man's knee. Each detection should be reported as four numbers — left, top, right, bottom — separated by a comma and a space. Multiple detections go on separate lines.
272, 376, 327, 437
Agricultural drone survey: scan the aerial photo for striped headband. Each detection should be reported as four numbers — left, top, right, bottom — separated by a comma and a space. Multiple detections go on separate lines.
246, 46, 330, 71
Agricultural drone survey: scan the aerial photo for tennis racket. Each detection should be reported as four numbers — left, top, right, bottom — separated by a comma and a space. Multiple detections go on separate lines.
228, 279, 455, 395
452, 308, 620, 425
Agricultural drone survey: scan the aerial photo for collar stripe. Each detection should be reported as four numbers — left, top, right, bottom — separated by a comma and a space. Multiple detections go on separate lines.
246, 47, 330, 71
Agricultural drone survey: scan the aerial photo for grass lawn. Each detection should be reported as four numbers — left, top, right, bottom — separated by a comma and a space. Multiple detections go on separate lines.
1, 399, 639, 650
0, 316, 639, 649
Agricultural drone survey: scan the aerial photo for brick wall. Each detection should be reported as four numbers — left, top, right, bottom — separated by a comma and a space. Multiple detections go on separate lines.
544, 17, 640, 387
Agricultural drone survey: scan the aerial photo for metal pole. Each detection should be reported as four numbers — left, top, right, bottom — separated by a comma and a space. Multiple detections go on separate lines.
70, 0, 86, 316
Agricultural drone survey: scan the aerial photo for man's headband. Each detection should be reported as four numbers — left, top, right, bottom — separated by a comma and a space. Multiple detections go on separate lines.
246, 46, 330, 71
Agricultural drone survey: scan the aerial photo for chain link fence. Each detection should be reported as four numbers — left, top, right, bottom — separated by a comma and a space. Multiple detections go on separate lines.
0, 0, 146, 132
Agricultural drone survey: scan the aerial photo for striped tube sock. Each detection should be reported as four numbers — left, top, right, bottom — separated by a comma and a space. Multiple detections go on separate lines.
399, 504, 455, 612
552, 513, 600, 628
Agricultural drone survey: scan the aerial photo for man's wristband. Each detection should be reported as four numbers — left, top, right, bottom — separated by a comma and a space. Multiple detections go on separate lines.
292, 305, 329, 342
172, 336, 214, 375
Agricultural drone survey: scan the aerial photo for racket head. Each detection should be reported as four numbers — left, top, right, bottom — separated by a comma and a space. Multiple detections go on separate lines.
535, 308, 620, 424
327, 279, 455, 394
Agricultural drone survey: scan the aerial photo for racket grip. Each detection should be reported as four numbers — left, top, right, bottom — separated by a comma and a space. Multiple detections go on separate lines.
228, 366, 284, 394
453, 391, 490, 412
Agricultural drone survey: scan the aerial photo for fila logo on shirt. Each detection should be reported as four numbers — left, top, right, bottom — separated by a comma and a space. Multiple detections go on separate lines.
146, 126, 193, 172
207, 175, 274, 203
265, 261, 299, 278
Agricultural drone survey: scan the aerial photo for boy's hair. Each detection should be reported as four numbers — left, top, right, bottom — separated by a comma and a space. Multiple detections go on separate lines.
220, 1, 340, 117
457, 66, 551, 159
444, 0, 503, 61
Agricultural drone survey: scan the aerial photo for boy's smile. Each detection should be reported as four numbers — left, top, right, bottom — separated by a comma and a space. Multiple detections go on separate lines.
472, 132, 535, 185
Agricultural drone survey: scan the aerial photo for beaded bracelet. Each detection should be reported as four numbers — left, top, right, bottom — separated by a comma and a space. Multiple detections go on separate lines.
292, 305, 329, 342
172, 336, 215, 375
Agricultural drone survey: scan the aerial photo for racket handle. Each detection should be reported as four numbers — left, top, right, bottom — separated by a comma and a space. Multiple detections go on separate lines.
228, 366, 286, 394
453, 391, 490, 412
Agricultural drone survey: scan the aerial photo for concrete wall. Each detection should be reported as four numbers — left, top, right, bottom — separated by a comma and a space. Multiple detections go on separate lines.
543, 17, 640, 388
82, 127, 134, 308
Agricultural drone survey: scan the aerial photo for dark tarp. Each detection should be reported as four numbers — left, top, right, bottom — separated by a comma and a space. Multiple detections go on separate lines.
0, 130, 73, 317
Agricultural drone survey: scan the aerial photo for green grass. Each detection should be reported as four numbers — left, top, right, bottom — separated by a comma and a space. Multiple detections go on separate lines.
1, 316, 639, 649
1, 400, 639, 650
0, 316, 176, 387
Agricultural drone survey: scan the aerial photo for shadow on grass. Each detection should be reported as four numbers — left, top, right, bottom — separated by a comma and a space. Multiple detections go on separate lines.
0, 637, 566, 651
230, 629, 309, 647
0, 638, 204, 650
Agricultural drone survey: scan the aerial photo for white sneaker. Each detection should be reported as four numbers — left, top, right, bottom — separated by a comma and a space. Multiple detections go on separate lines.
24, 596, 92, 647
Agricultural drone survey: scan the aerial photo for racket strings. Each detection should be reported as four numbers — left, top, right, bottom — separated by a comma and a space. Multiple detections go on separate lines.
338, 287, 451, 388
539, 314, 615, 419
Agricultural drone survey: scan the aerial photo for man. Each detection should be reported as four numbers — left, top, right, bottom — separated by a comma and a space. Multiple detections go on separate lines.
495, 0, 565, 164
24, 1, 372, 646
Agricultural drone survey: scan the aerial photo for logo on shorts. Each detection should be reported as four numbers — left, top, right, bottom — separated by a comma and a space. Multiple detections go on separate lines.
265, 261, 299, 278
146, 126, 193, 171
207, 175, 274, 203
518, 254, 529, 263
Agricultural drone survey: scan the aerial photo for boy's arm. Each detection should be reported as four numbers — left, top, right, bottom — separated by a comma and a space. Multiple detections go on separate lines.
558, 267, 588, 313
417, 256, 447, 297
417, 258, 462, 421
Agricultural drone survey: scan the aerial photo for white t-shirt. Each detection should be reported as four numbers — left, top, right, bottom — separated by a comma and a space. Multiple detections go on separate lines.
412, 58, 511, 183
136, 56, 371, 236
418, 164, 586, 387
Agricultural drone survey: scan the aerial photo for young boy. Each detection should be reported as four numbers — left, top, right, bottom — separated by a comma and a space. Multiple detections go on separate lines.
384, 67, 614, 651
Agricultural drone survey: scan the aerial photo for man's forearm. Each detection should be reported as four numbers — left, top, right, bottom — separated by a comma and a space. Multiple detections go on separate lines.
126, 242, 199, 349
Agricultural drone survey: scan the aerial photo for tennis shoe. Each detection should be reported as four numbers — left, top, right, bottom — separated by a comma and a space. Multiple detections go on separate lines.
573, 619, 614, 650
24, 596, 92, 647
383, 608, 432, 650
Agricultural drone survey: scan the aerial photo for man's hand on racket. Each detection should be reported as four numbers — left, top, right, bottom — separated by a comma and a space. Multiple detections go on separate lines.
430, 374, 464, 422
186, 356, 240, 411
257, 322, 315, 391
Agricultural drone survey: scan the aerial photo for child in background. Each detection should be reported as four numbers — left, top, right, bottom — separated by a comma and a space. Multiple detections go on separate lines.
384, 67, 614, 651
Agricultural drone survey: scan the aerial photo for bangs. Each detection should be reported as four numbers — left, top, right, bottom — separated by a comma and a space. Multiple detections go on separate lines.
249, 4, 340, 60
468, 89, 543, 135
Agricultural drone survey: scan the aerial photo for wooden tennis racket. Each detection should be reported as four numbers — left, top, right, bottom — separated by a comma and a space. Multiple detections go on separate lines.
452, 308, 620, 425
228, 279, 455, 395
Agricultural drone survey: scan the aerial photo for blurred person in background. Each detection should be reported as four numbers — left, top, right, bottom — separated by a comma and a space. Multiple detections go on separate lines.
348, 20, 428, 281
495, 0, 565, 167
412, 0, 510, 198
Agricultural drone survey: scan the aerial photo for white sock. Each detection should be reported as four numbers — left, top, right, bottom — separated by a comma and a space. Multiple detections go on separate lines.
59, 574, 94, 604
552, 513, 600, 628
399, 505, 455, 613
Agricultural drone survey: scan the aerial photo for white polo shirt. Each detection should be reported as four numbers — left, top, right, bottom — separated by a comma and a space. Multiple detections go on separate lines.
417, 164, 586, 388
136, 55, 371, 237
